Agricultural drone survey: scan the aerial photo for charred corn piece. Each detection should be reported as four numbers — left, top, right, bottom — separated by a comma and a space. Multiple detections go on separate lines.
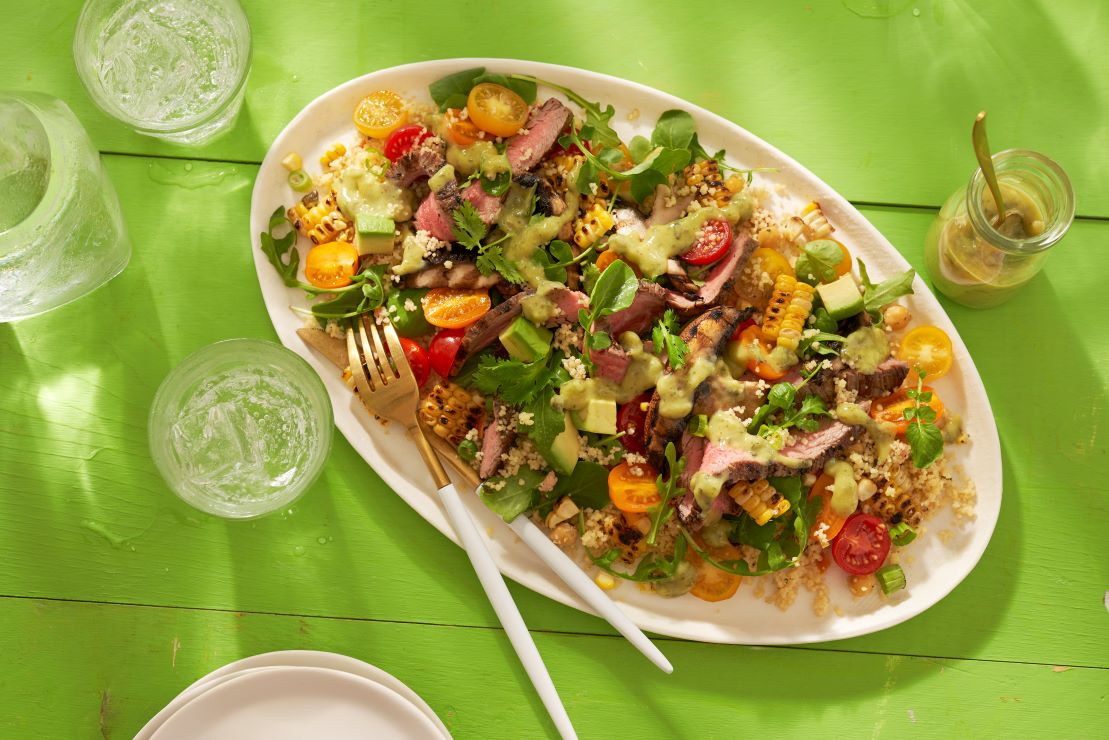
761, 273, 798, 341
573, 199, 615, 248
684, 159, 733, 207
785, 200, 834, 244
418, 382, 485, 447
865, 488, 924, 529
728, 479, 791, 526
320, 142, 347, 168
288, 191, 337, 236
308, 210, 349, 245
775, 282, 815, 351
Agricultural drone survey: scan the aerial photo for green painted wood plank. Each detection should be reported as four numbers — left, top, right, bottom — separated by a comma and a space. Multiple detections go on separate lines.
1, 154, 1106, 669
2, 1, 1108, 215
0, 597, 1104, 740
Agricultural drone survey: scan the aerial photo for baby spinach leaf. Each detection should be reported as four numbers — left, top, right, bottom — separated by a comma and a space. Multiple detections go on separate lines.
551, 461, 610, 510
472, 72, 537, 103
480, 468, 545, 521
651, 109, 696, 150
429, 67, 485, 111
795, 239, 844, 285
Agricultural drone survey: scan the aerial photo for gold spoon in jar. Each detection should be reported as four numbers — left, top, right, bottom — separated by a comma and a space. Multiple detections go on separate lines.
972, 111, 1023, 234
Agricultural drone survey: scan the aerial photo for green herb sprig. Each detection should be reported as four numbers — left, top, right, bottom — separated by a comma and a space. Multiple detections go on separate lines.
651, 310, 689, 370
904, 368, 944, 468
858, 260, 916, 324
646, 442, 686, 546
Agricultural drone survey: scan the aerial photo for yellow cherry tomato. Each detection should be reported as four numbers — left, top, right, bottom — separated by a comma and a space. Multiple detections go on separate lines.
897, 325, 954, 381
305, 241, 359, 289
607, 461, 661, 513
688, 542, 743, 602
420, 288, 492, 329
354, 90, 407, 139
750, 247, 794, 282
832, 239, 852, 277
466, 83, 529, 137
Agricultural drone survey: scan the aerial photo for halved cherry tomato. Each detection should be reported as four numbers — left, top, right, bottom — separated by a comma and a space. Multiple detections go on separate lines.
689, 543, 743, 602
832, 239, 852, 277
384, 124, 432, 161
304, 241, 359, 289
831, 513, 891, 576
616, 393, 651, 455
680, 219, 733, 266
607, 460, 661, 513
729, 317, 757, 341
420, 288, 492, 329
444, 108, 484, 146
398, 337, 430, 387
897, 325, 954, 381
870, 386, 945, 436
353, 90, 407, 139
809, 473, 848, 545
749, 247, 794, 283
467, 83, 529, 137
427, 328, 465, 378
739, 325, 787, 380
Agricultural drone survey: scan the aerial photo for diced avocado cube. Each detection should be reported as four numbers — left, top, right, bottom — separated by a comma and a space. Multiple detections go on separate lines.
355, 214, 395, 255
547, 413, 580, 475
571, 398, 617, 435
498, 316, 552, 363
816, 274, 864, 321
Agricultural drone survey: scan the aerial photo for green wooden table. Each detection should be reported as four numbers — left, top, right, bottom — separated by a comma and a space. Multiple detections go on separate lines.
2, 2, 1107, 737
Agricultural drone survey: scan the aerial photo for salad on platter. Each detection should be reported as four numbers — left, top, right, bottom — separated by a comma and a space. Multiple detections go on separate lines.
260, 67, 976, 612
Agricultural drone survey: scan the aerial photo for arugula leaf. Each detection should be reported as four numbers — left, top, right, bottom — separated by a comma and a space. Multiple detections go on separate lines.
651, 309, 690, 369
629, 169, 669, 204
810, 306, 839, 334
472, 72, 536, 103
797, 330, 847, 358
550, 461, 610, 510
589, 331, 612, 350
307, 266, 388, 320
646, 442, 686, 545
480, 468, 545, 521
429, 67, 485, 111
795, 240, 845, 285
451, 201, 487, 250
858, 260, 916, 322
260, 206, 299, 287
467, 355, 556, 406
651, 110, 696, 150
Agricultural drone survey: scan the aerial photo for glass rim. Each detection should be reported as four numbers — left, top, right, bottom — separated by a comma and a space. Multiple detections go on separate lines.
147, 338, 333, 519
72, 0, 252, 134
965, 148, 1075, 255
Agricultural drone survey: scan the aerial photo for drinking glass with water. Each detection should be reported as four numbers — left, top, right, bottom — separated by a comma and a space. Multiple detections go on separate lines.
73, 0, 252, 145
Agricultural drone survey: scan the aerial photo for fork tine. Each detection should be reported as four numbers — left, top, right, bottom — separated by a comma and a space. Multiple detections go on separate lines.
365, 317, 398, 380
357, 318, 386, 388
381, 321, 410, 377
345, 325, 374, 397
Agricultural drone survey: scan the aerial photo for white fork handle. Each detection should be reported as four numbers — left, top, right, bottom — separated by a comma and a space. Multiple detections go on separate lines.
508, 516, 673, 674
437, 483, 577, 740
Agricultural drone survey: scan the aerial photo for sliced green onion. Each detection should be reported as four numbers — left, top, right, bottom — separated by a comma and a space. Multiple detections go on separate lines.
288, 169, 312, 192
888, 520, 917, 547
457, 438, 478, 462
689, 414, 709, 437
876, 564, 906, 595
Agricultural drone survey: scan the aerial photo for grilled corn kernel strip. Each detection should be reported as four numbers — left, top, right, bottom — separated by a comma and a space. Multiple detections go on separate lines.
684, 159, 734, 207
728, 479, 791, 526
320, 142, 347, 168
418, 382, 485, 447
775, 282, 815, 351
785, 200, 834, 245
865, 488, 924, 529
761, 273, 797, 340
308, 210, 348, 245
288, 192, 337, 235
573, 200, 615, 248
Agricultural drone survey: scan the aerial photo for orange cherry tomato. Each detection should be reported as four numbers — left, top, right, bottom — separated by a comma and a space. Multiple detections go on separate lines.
749, 247, 794, 283
809, 473, 848, 546
689, 543, 743, 602
897, 325, 954, 381
420, 288, 492, 329
304, 241, 359, 289
353, 90, 407, 139
739, 325, 787, 380
466, 82, 529, 137
832, 239, 852, 277
444, 108, 484, 146
607, 460, 661, 513
870, 386, 945, 437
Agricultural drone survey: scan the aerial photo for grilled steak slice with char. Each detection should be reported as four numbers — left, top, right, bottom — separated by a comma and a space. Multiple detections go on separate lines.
665, 229, 758, 315
386, 136, 446, 188
408, 261, 502, 290
506, 98, 572, 172
595, 280, 669, 337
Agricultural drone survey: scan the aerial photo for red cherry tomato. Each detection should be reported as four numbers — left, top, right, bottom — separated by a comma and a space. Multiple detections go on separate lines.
428, 328, 465, 378
831, 514, 891, 576
616, 393, 651, 454
729, 317, 757, 341
384, 125, 432, 161
680, 219, 732, 266
398, 337, 430, 387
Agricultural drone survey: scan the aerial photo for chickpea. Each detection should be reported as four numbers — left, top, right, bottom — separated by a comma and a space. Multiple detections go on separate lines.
857, 478, 878, 501
883, 304, 911, 330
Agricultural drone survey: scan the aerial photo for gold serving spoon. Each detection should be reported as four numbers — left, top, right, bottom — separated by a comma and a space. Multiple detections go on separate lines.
972, 111, 1023, 234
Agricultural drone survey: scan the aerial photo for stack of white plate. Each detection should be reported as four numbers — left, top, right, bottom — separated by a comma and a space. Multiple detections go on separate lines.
136, 650, 450, 739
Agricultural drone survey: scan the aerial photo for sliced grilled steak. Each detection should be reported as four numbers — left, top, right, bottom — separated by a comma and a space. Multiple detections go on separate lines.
386, 136, 446, 188
589, 344, 632, 383
479, 400, 516, 479
595, 280, 668, 337
514, 172, 566, 216
793, 358, 910, 405
409, 261, 502, 290
506, 98, 572, 172
414, 181, 461, 242
643, 307, 746, 467
646, 185, 695, 227
691, 375, 760, 418
460, 180, 503, 224
665, 229, 758, 314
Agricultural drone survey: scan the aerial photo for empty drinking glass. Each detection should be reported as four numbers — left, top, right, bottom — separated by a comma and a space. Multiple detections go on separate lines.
73, 0, 252, 145
0, 92, 131, 322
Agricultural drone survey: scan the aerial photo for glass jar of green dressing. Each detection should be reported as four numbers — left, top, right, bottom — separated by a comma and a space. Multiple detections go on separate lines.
923, 149, 1074, 308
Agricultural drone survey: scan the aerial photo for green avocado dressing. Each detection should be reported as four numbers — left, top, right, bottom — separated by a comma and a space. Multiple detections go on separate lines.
823, 459, 858, 517
335, 167, 413, 222
445, 139, 510, 179
607, 195, 753, 278
555, 333, 664, 411
842, 326, 889, 374
496, 183, 581, 289
835, 401, 897, 462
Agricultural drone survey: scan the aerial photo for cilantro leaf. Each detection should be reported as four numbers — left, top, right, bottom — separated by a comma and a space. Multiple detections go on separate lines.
475, 244, 525, 284
429, 67, 485, 111
651, 310, 689, 369
467, 355, 556, 406
480, 467, 545, 521
451, 201, 487, 250
858, 260, 916, 322
260, 206, 299, 287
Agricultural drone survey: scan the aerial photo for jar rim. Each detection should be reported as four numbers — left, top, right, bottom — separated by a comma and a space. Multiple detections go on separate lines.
965, 148, 1075, 254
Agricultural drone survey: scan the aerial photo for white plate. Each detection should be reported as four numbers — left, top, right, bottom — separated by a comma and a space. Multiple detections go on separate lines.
136, 650, 450, 739
150, 666, 442, 740
249, 59, 1002, 644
